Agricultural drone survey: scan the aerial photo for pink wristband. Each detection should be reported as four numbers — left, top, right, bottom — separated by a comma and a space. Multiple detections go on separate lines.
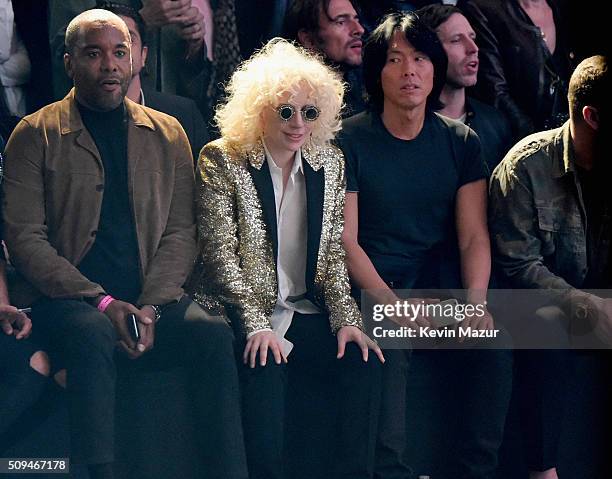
97, 295, 115, 312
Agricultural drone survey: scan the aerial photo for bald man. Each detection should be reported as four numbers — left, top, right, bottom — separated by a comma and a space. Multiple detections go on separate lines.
2, 10, 246, 479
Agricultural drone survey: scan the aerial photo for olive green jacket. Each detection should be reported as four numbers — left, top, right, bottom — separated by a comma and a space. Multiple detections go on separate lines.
489, 122, 588, 290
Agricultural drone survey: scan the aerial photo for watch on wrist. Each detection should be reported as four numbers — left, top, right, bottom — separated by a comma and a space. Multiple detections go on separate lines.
149, 305, 162, 322
574, 300, 592, 321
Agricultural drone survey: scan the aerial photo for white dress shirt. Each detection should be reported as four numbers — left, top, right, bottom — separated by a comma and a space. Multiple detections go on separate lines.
251, 142, 319, 355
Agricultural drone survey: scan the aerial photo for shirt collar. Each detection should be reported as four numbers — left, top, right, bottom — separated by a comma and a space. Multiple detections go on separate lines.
248, 138, 323, 172
551, 121, 576, 178
262, 139, 304, 177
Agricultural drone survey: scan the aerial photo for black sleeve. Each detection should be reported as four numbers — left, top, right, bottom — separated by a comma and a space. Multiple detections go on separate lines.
344, 149, 359, 193
189, 100, 210, 164
337, 137, 359, 193
459, 127, 488, 186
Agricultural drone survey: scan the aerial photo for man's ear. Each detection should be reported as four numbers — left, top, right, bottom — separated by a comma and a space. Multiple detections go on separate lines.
64, 52, 74, 79
297, 29, 316, 50
141, 45, 148, 69
583, 105, 600, 131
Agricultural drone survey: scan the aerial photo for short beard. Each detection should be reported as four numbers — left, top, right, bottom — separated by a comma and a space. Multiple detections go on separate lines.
446, 75, 474, 90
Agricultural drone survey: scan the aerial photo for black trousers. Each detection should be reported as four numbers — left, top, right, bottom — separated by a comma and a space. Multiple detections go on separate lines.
377, 339, 513, 479
514, 349, 572, 471
0, 334, 48, 438
30, 296, 248, 479
238, 312, 382, 479
374, 349, 413, 479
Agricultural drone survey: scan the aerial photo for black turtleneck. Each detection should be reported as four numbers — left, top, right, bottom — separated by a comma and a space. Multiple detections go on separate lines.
77, 101, 142, 304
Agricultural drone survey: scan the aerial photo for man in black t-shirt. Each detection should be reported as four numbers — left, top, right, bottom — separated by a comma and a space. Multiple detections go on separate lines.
338, 12, 511, 479
417, 3, 512, 173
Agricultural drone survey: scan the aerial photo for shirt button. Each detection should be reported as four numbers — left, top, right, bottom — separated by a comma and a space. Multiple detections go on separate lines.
96, 184, 104, 192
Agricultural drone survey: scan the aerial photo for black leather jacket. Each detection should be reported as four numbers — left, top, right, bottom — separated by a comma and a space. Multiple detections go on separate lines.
461, 0, 576, 140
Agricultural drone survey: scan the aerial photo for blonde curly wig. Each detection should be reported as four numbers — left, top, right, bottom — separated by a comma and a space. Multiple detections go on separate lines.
215, 38, 345, 152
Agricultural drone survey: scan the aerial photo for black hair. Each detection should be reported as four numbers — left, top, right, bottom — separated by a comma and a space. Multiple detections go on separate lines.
362, 12, 447, 112
96, 1, 148, 46
283, 0, 358, 41
416, 3, 463, 31
568, 55, 609, 120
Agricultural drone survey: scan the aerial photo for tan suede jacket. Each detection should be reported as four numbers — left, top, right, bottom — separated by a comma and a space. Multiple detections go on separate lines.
2, 89, 196, 306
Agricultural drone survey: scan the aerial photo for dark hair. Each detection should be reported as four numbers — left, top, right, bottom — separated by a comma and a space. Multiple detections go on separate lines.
362, 12, 447, 112
96, 1, 148, 46
416, 4, 463, 31
568, 55, 609, 120
283, 0, 358, 41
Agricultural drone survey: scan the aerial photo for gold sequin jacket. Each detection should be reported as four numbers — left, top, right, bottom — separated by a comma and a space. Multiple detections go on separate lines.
190, 138, 362, 337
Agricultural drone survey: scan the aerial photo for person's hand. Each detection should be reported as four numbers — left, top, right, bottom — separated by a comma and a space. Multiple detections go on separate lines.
0, 304, 32, 339
243, 330, 287, 368
457, 305, 494, 343
139, 0, 192, 27
385, 298, 437, 329
407, 298, 438, 329
177, 6, 205, 41
103, 299, 153, 359
589, 297, 612, 346
178, 6, 206, 58
134, 305, 157, 356
337, 325, 385, 363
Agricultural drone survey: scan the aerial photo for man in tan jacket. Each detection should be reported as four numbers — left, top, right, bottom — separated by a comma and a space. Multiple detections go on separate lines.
2, 9, 247, 479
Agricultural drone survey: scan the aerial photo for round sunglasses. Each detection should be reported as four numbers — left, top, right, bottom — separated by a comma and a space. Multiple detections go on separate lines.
275, 103, 320, 122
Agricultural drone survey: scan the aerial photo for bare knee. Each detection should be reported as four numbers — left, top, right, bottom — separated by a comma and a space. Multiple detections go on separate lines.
29, 351, 51, 377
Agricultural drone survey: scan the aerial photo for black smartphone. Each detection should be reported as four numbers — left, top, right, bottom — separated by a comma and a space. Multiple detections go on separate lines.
127, 313, 140, 342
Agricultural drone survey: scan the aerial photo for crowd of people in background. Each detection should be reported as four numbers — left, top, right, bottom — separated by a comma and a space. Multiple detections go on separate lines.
0, 1, 610, 479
